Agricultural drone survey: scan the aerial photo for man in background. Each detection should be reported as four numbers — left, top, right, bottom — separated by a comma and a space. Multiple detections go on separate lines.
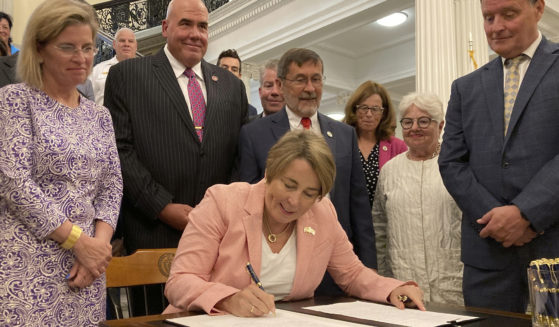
217, 48, 257, 116
256, 59, 284, 118
89, 27, 137, 105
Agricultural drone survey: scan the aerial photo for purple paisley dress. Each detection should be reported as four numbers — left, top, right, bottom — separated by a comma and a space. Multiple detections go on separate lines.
0, 83, 122, 326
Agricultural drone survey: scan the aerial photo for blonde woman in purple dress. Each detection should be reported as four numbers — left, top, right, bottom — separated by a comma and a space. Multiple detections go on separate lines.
0, 0, 122, 325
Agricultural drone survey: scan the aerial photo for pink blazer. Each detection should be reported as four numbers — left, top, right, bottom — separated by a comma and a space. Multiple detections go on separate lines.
379, 136, 407, 169
163, 180, 406, 314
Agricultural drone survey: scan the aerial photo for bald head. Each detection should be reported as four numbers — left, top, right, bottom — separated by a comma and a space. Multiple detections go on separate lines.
166, 0, 207, 19
162, 0, 209, 67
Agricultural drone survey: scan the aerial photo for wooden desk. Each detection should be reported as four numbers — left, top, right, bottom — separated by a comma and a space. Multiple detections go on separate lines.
100, 297, 531, 327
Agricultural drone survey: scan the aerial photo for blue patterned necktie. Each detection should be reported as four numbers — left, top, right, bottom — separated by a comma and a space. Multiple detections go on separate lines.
184, 68, 206, 141
503, 55, 527, 135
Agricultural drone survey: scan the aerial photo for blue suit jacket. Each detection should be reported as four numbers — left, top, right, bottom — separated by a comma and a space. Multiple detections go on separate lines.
439, 37, 559, 270
238, 108, 376, 269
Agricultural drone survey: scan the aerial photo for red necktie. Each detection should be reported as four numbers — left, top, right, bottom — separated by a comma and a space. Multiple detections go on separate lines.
301, 117, 311, 130
184, 68, 206, 141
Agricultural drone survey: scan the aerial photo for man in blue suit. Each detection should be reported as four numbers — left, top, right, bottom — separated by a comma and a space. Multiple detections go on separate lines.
439, 0, 559, 313
239, 48, 376, 296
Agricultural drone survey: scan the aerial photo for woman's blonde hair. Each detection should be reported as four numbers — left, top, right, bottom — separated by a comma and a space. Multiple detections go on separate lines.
266, 130, 335, 198
17, 0, 98, 89
342, 81, 397, 141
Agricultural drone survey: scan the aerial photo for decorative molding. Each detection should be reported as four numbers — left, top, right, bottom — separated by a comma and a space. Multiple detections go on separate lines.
315, 34, 414, 60
373, 67, 416, 86
336, 91, 352, 105
209, 0, 291, 39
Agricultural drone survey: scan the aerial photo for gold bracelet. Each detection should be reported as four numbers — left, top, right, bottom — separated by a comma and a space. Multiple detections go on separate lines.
60, 225, 83, 249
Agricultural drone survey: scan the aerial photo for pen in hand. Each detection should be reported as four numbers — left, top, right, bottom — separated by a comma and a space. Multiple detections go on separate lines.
245, 262, 276, 317
246, 262, 264, 290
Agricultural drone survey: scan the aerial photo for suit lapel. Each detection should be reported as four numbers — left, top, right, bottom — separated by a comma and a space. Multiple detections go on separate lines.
317, 113, 336, 196
201, 60, 219, 145
481, 58, 506, 143
151, 50, 198, 142
505, 38, 558, 143
242, 182, 266, 275
290, 210, 318, 295
271, 108, 291, 141
0, 54, 17, 84
317, 113, 336, 153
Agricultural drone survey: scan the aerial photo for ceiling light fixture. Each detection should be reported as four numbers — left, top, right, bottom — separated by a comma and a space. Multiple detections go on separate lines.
376, 12, 408, 27
327, 113, 345, 121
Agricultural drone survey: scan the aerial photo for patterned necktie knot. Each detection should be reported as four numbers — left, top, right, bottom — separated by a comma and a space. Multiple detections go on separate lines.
301, 117, 311, 130
504, 55, 527, 69
184, 68, 195, 79
503, 54, 527, 135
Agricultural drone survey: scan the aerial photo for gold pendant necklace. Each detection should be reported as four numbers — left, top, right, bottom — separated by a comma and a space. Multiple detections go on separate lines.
263, 215, 291, 243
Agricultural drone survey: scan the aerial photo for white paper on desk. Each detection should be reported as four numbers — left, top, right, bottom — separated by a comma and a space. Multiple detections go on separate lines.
303, 301, 479, 327
165, 308, 373, 326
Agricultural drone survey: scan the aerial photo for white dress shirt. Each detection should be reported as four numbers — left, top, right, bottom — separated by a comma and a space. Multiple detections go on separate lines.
89, 56, 119, 105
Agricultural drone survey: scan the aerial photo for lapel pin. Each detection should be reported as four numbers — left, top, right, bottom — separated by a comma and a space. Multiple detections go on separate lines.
212, 75, 218, 82
304, 226, 315, 235
326, 131, 333, 138
382, 145, 388, 151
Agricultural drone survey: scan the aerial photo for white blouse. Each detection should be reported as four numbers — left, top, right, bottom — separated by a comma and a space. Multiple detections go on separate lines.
372, 152, 464, 306
260, 229, 297, 300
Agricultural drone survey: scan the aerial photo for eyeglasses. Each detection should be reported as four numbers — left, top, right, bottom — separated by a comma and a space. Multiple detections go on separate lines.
355, 105, 384, 115
54, 44, 98, 57
400, 116, 435, 129
282, 75, 325, 88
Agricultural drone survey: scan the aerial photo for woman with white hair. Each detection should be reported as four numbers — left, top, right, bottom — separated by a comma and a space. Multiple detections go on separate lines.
372, 92, 464, 306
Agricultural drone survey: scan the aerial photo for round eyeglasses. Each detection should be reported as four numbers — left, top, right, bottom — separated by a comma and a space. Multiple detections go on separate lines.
400, 116, 435, 129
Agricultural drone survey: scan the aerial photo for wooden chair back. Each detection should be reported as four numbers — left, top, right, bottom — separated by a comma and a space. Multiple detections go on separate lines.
106, 248, 176, 287
106, 248, 176, 318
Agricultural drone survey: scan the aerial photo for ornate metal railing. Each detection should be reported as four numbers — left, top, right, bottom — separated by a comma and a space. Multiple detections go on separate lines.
93, 0, 229, 63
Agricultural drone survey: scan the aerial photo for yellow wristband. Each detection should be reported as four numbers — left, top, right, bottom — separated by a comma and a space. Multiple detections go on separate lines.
60, 225, 82, 249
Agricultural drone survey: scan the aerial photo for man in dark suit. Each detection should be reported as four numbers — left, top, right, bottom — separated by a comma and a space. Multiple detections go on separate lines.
216, 49, 257, 117
239, 48, 376, 296
0, 52, 17, 87
439, 0, 559, 313
104, 0, 247, 314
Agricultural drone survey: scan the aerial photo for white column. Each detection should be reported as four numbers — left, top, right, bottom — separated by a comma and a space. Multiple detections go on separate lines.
415, 0, 458, 111
415, 0, 490, 112
0, 0, 13, 14
454, 0, 489, 77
